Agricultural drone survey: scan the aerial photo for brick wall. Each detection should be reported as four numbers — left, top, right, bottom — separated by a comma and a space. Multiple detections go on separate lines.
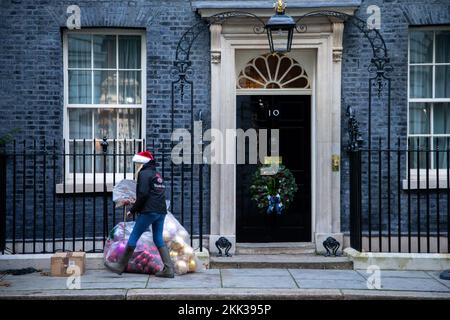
340, 0, 450, 235
0, 0, 211, 249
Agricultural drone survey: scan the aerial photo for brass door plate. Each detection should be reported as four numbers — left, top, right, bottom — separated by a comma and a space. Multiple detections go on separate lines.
332, 154, 340, 172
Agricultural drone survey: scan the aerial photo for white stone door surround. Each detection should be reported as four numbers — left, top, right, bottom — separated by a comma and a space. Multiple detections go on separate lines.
206, 12, 354, 254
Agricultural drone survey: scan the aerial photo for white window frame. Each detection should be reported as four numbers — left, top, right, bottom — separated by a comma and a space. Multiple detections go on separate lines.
406, 26, 450, 188
62, 29, 147, 190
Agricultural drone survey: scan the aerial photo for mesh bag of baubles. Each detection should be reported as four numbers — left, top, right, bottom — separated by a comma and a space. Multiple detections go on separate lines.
104, 221, 163, 275
162, 212, 203, 275
125, 232, 163, 274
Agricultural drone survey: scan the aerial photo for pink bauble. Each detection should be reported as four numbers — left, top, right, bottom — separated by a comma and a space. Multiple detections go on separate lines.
114, 241, 127, 256
153, 263, 162, 272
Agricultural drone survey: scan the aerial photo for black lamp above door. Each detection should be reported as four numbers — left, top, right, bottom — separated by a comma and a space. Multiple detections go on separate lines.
265, 0, 296, 53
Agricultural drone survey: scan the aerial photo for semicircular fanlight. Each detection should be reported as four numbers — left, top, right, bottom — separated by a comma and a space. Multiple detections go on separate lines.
237, 53, 310, 89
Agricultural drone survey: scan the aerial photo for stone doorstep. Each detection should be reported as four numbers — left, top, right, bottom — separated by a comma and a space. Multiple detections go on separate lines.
344, 248, 450, 271
0, 249, 210, 271
235, 242, 316, 255
209, 254, 353, 269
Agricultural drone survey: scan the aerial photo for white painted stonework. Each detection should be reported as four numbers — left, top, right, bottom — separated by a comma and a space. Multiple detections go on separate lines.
345, 248, 450, 271
204, 9, 357, 254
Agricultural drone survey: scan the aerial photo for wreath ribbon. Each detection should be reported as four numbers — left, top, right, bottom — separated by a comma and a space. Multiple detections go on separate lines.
267, 194, 283, 215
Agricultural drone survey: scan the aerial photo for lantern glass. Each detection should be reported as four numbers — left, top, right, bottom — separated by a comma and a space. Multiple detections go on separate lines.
264, 6, 296, 54
267, 28, 293, 53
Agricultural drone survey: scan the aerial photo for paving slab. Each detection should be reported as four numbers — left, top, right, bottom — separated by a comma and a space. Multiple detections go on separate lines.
426, 271, 450, 289
220, 268, 291, 277
3, 270, 149, 283
296, 279, 368, 290
77, 270, 149, 283
356, 270, 432, 279
147, 269, 221, 289
289, 269, 365, 281
376, 277, 450, 292
221, 275, 297, 289
2, 270, 149, 290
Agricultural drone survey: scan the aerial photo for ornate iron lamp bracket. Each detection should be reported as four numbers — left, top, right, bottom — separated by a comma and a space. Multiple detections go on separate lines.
172, 11, 266, 101
295, 10, 392, 97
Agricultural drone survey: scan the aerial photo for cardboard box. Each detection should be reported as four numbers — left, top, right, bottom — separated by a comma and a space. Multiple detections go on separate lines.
50, 252, 86, 277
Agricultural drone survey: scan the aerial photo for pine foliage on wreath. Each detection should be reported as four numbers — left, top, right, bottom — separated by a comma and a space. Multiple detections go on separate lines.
250, 165, 298, 212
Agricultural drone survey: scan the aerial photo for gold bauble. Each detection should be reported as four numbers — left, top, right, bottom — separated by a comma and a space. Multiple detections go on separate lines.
182, 246, 194, 256
188, 258, 197, 272
175, 260, 188, 275
171, 236, 185, 250
169, 250, 178, 259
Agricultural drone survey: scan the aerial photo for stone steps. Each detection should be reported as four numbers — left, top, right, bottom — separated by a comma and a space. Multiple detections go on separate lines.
235, 242, 316, 255
210, 254, 353, 269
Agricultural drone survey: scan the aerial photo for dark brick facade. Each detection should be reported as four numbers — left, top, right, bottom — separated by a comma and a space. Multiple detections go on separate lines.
0, 0, 211, 249
0, 0, 449, 250
341, 0, 450, 235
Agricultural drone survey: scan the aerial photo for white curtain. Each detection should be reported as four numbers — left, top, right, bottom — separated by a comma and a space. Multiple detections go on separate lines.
119, 36, 141, 104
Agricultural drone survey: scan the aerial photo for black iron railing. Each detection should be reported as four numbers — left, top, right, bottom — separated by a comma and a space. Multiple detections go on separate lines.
349, 138, 450, 253
0, 138, 207, 254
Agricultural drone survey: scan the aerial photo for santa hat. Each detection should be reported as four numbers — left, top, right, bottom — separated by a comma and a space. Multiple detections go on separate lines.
132, 150, 155, 164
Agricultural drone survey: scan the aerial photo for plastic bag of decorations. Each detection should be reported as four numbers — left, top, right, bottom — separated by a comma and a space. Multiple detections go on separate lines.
103, 213, 202, 275
112, 179, 137, 208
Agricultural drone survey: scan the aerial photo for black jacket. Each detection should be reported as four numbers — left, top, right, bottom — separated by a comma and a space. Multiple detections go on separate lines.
129, 162, 167, 215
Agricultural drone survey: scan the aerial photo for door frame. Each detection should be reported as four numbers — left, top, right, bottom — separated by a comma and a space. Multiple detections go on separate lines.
208, 21, 345, 254
235, 94, 313, 242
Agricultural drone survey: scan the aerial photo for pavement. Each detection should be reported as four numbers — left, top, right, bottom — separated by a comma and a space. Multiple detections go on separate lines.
0, 268, 449, 300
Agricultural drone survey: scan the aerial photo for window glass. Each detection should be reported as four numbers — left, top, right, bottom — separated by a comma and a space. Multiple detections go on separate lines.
436, 31, 450, 63
68, 34, 91, 68
433, 103, 450, 134
409, 66, 432, 98
69, 108, 92, 139
436, 65, 450, 98
410, 31, 433, 64
93, 35, 116, 69
118, 108, 141, 139
119, 35, 141, 69
93, 70, 117, 104
119, 71, 141, 104
409, 103, 430, 134
68, 70, 91, 104
65, 32, 144, 175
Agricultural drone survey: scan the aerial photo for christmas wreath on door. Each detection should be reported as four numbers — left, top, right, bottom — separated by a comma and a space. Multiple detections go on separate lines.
250, 164, 298, 215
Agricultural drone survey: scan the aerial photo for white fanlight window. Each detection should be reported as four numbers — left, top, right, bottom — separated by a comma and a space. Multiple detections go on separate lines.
237, 52, 311, 89
63, 29, 146, 187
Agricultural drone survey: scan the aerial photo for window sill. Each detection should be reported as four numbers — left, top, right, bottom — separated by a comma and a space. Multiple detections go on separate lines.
55, 182, 114, 194
402, 179, 450, 190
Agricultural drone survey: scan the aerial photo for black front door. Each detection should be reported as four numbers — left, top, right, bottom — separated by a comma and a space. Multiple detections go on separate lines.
236, 95, 311, 242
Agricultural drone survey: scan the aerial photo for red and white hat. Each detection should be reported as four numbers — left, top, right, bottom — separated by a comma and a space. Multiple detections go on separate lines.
132, 150, 154, 164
